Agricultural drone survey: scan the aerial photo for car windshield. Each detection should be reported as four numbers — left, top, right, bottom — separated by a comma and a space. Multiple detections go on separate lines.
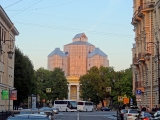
121, 109, 127, 113
19, 109, 32, 114
144, 112, 152, 117
40, 107, 51, 110
129, 110, 138, 113
51, 107, 58, 110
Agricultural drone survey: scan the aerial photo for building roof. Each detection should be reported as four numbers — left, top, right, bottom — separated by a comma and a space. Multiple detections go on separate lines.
67, 41, 94, 46
73, 33, 87, 39
88, 48, 107, 58
0, 6, 19, 35
48, 48, 66, 57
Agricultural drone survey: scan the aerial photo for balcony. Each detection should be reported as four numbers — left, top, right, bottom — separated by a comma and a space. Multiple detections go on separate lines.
132, 2, 155, 25
138, 52, 145, 62
143, 2, 155, 10
133, 57, 138, 66
135, 81, 144, 92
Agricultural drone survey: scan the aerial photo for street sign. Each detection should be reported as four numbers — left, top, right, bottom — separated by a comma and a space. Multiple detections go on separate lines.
46, 88, 51, 93
106, 87, 111, 92
1, 90, 9, 100
136, 90, 142, 95
130, 98, 133, 105
118, 96, 123, 102
123, 94, 127, 98
10, 90, 17, 100
123, 98, 129, 104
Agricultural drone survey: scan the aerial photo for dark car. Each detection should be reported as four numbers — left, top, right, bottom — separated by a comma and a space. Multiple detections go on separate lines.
135, 111, 152, 120
117, 109, 127, 120
100, 107, 112, 111
7, 114, 50, 120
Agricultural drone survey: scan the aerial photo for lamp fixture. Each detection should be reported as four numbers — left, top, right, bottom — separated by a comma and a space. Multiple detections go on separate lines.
0, 38, 14, 59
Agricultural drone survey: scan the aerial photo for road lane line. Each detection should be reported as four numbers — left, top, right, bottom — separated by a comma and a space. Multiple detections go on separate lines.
77, 112, 79, 120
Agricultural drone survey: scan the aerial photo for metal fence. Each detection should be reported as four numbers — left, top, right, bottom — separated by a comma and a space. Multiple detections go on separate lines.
0, 111, 11, 120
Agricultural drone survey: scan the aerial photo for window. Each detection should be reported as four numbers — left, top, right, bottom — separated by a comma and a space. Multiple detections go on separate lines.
78, 102, 84, 105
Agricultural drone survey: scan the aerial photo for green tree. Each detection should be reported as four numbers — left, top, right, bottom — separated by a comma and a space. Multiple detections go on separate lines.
35, 67, 52, 102
80, 66, 115, 106
111, 67, 133, 105
14, 47, 35, 105
45, 68, 68, 101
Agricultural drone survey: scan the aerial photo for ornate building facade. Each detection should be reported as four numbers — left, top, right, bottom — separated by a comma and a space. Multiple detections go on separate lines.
48, 33, 109, 101
131, 0, 160, 109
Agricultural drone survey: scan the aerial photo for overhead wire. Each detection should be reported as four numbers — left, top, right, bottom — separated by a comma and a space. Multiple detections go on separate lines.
13, 21, 134, 38
4, 0, 23, 9
18, 48, 132, 54
10, 0, 42, 18
18, 11, 132, 28
29, 0, 81, 10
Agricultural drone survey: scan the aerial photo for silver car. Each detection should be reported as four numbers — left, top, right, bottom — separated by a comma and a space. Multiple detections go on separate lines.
7, 114, 50, 120
51, 107, 59, 114
123, 109, 139, 120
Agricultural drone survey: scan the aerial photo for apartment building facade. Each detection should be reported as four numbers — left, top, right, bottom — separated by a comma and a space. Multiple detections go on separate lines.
131, 0, 160, 109
0, 6, 19, 111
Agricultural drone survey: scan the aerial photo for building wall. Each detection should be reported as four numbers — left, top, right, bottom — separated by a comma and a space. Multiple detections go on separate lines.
0, 6, 19, 111
48, 55, 66, 72
132, 0, 157, 109
87, 55, 109, 70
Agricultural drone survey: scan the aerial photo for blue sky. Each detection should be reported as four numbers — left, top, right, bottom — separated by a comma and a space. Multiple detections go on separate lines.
1, 0, 134, 71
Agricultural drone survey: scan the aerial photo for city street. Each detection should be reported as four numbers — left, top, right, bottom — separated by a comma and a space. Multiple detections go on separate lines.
54, 111, 117, 120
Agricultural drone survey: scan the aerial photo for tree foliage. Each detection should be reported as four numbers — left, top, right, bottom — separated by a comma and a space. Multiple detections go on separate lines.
35, 68, 68, 102
80, 66, 133, 106
14, 47, 35, 104
111, 68, 133, 105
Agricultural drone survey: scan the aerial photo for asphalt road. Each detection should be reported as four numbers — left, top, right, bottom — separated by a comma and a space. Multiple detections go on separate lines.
54, 111, 117, 120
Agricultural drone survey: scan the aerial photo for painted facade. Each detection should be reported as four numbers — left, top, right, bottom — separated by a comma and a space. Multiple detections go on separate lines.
48, 33, 109, 101
131, 0, 160, 109
0, 6, 19, 111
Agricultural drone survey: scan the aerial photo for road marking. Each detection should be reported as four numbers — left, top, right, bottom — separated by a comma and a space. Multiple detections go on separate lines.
77, 112, 79, 120
56, 114, 116, 117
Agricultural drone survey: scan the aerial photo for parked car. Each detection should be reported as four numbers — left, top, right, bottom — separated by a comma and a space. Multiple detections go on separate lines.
123, 109, 139, 120
150, 110, 160, 120
7, 114, 50, 120
117, 109, 127, 120
135, 111, 152, 120
51, 107, 59, 114
10, 108, 54, 120
39, 107, 53, 115
100, 107, 112, 111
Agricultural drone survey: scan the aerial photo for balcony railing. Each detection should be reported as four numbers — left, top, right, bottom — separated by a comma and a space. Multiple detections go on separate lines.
138, 2, 155, 11
132, 2, 155, 21
143, 2, 155, 9
138, 52, 145, 61
135, 81, 144, 88
133, 57, 138, 66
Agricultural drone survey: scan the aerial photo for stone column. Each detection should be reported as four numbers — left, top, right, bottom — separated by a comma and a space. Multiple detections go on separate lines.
68, 85, 71, 100
77, 85, 79, 101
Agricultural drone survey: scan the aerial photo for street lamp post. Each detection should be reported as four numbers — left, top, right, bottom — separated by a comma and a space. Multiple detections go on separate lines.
145, 41, 160, 107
